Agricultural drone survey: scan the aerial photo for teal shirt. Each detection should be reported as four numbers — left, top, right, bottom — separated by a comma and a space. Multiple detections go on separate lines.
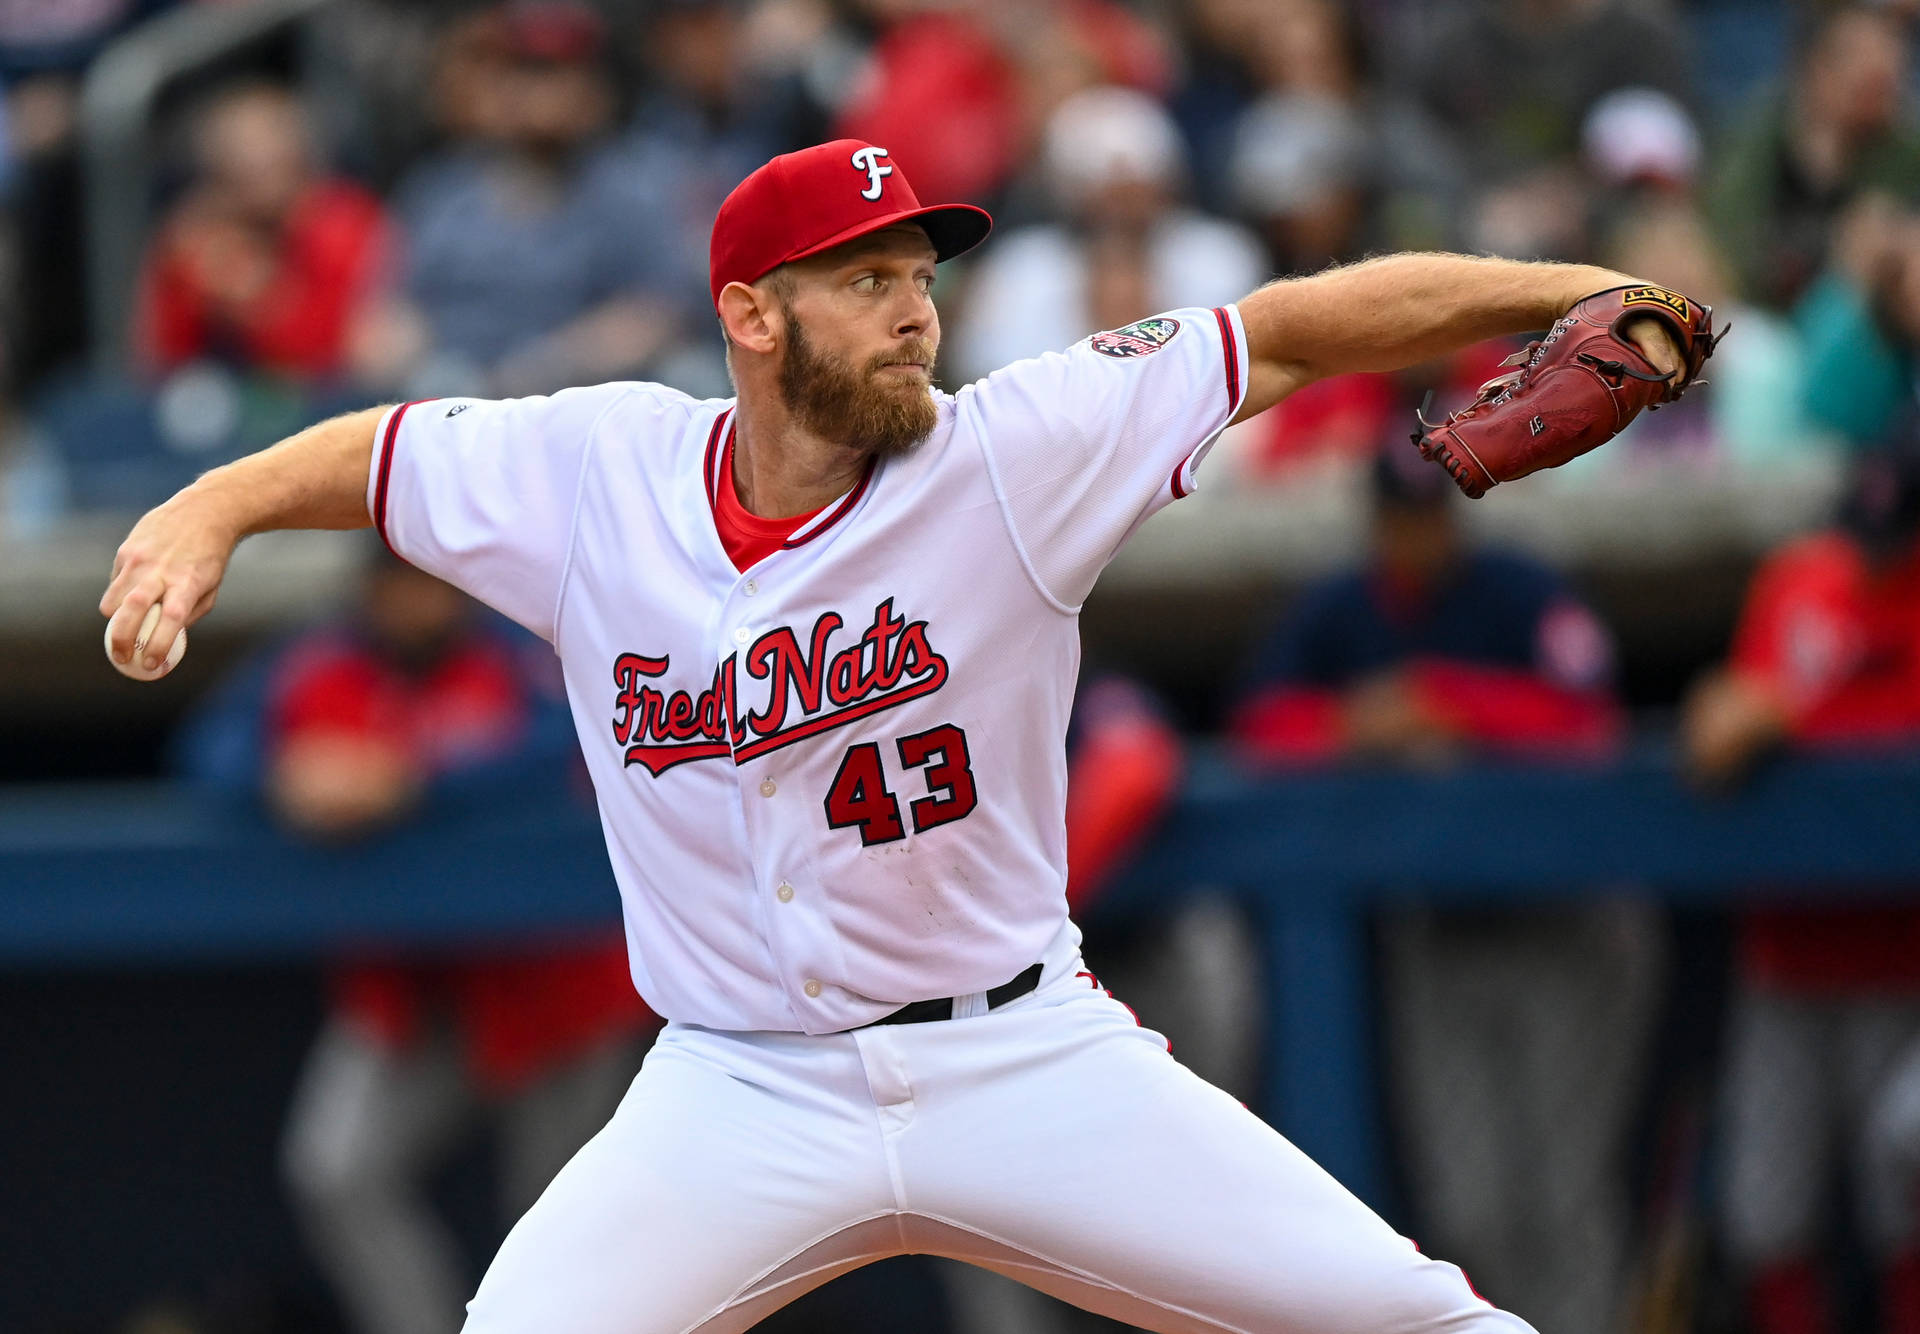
1797, 272, 1910, 447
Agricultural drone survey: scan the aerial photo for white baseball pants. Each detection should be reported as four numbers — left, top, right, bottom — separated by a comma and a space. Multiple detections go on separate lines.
462, 954, 1537, 1334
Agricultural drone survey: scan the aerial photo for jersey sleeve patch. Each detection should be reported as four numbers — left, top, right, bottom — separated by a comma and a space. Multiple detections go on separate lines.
1090, 316, 1181, 359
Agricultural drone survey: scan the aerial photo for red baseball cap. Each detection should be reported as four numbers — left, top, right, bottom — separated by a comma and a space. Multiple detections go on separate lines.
709, 139, 992, 307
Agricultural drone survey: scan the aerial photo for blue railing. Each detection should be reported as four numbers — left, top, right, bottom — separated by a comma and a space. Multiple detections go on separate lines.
7, 746, 1920, 1205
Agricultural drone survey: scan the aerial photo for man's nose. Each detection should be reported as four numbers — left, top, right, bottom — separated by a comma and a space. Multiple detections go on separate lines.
892, 288, 934, 338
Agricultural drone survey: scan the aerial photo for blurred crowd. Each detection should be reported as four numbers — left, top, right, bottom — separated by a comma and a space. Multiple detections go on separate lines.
0, 0, 1917, 525
13, 1, 1920, 1334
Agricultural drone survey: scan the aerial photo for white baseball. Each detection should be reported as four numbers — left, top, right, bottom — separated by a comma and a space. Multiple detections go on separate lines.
105, 602, 187, 681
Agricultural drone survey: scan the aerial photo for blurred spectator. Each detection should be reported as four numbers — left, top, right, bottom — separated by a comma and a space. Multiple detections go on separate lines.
1464, 160, 1596, 262
1583, 86, 1702, 200
1165, 0, 1267, 205
1684, 439, 1920, 1334
350, 3, 680, 400
1707, 5, 1920, 313
1799, 198, 1920, 449
950, 86, 1265, 380
830, 0, 1171, 211
1220, 0, 1464, 269
1230, 449, 1657, 1334
620, 0, 786, 301
1584, 192, 1815, 473
828, 9, 1021, 209
1395, 0, 1690, 178
0, 0, 164, 390
1562, 91, 1818, 476
1391, 0, 1693, 269
0, 0, 161, 78
1229, 92, 1374, 275
177, 550, 652, 1334
134, 83, 392, 382
306, 0, 460, 191
612, 0, 790, 392
1066, 671, 1260, 1103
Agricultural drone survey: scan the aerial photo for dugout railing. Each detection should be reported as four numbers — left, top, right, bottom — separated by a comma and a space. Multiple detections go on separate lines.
6, 745, 1920, 1205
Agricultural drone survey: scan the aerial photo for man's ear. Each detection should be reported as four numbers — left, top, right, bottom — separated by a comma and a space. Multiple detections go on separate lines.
718, 281, 781, 355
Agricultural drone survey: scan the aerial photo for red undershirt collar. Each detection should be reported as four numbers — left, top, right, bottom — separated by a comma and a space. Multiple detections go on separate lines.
712, 426, 826, 573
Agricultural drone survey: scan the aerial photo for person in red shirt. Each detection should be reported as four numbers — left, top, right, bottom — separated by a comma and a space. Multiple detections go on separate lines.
1228, 448, 1656, 1334
1065, 671, 1261, 1101
181, 547, 652, 1334
135, 82, 391, 381
1684, 441, 1920, 1334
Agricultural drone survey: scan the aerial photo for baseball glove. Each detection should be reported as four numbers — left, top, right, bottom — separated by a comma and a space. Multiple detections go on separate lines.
1411, 284, 1724, 498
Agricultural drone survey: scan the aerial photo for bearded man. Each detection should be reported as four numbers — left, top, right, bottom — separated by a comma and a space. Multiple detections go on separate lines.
102, 141, 1687, 1334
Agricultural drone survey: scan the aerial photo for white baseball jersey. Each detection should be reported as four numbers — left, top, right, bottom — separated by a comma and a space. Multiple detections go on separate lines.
369, 305, 1247, 1034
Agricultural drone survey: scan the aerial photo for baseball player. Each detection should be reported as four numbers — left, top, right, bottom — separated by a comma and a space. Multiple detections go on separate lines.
101, 140, 1716, 1334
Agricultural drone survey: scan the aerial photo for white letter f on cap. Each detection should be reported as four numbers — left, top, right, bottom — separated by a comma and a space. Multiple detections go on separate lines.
851, 146, 893, 201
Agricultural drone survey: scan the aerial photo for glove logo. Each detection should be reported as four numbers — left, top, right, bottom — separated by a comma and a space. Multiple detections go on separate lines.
1621, 285, 1690, 320
850, 146, 894, 201
1529, 414, 1545, 436
1090, 317, 1180, 359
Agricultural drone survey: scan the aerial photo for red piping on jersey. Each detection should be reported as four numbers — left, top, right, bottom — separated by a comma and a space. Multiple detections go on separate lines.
1167, 309, 1242, 501
373, 399, 425, 552
783, 459, 876, 549
1076, 969, 1171, 1052
704, 408, 875, 552
1213, 306, 1241, 412
703, 408, 731, 509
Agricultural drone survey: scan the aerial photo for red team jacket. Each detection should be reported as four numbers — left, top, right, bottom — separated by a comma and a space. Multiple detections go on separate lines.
268, 630, 649, 1091
1229, 548, 1622, 764
1729, 532, 1920, 992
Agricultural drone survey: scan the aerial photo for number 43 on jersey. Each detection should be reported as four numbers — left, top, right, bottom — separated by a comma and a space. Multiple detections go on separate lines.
823, 723, 977, 845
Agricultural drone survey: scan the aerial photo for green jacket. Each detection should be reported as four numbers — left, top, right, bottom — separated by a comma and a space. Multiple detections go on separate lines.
1707, 92, 1920, 312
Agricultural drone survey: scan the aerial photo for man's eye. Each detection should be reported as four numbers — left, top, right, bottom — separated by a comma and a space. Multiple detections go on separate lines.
852, 275, 880, 293
917, 275, 935, 293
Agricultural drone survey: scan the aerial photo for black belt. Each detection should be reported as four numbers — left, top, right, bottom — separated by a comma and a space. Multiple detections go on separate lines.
863, 962, 1044, 1027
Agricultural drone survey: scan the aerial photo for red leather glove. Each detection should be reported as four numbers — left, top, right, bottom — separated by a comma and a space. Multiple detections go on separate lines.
1412, 284, 1724, 497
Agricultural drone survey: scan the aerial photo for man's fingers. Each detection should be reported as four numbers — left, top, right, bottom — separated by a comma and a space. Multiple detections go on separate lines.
105, 582, 162, 665
1621, 316, 1683, 379
99, 550, 142, 617
141, 585, 195, 672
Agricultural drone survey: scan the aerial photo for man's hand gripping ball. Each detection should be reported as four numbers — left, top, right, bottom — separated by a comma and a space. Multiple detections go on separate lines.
1412, 284, 1725, 498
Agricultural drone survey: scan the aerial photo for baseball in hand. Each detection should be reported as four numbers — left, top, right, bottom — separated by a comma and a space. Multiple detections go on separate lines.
105, 603, 186, 681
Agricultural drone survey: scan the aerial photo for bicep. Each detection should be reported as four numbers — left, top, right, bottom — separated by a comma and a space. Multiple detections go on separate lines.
1233, 350, 1316, 424
1232, 274, 1360, 423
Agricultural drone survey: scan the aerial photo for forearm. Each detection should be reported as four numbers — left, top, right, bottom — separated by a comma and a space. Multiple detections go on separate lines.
1236, 253, 1628, 418
102, 406, 388, 672
193, 406, 387, 538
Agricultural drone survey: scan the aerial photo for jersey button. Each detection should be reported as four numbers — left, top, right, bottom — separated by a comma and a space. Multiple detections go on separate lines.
744, 580, 759, 597
803, 978, 822, 998
759, 778, 777, 798
776, 883, 794, 902
733, 626, 752, 645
